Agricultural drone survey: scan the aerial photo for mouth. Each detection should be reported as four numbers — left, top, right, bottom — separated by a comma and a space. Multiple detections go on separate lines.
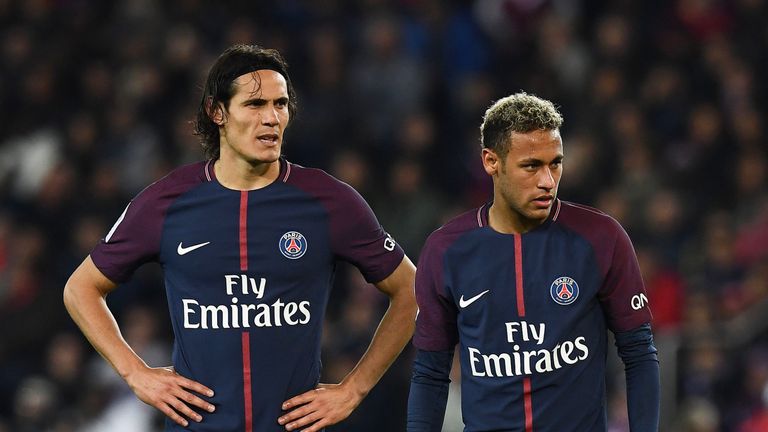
532, 196, 554, 208
257, 133, 279, 145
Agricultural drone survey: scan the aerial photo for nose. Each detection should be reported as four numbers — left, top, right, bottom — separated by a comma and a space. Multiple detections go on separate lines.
261, 105, 279, 126
538, 167, 555, 190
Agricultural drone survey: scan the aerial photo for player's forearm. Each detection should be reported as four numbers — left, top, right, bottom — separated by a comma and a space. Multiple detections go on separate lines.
407, 349, 453, 432
626, 357, 660, 431
64, 263, 147, 379
615, 324, 660, 432
339, 257, 417, 397
342, 287, 417, 398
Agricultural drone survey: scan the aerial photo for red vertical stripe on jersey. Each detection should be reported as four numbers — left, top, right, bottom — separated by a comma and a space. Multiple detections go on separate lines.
523, 377, 533, 432
239, 191, 248, 271
514, 234, 533, 431
242, 332, 253, 432
514, 234, 525, 317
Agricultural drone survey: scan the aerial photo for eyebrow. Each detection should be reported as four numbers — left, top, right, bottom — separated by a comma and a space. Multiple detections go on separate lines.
241, 96, 289, 105
519, 155, 564, 164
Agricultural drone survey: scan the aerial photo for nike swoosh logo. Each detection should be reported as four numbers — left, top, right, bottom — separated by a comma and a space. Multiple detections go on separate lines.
459, 290, 490, 308
177, 241, 211, 255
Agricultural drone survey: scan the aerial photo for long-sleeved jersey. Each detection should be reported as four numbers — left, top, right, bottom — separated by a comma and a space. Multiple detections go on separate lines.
413, 200, 652, 431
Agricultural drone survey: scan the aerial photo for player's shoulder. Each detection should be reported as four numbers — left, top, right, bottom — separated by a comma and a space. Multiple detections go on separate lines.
132, 160, 210, 205
555, 200, 628, 243
422, 206, 485, 255
285, 160, 350, 188
434, 206, 486, 237
283, 160, 361, 201
157, 160, 211, 188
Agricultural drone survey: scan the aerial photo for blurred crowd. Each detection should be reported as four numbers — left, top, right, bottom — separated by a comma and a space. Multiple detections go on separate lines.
1, 0, 767, 431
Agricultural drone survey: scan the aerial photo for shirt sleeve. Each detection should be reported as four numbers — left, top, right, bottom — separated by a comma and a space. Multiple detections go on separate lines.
407, 349, 454, 432
598, 219, 653, 332
413, 234, 458, 351
90, 187, 165, 283
615, 324, 660, 432
330, 182, 405, 283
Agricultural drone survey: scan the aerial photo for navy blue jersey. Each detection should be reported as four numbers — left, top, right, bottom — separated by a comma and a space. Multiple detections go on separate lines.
414, 200, 651, 432
91, 158, 404, 431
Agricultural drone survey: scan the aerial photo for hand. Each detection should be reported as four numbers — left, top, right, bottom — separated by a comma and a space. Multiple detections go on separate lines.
278, 383, 362, 431
125, 365, 216, 428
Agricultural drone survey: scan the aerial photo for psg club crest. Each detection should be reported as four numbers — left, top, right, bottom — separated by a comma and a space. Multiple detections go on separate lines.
279, 231, 307, 259
550, 276, 579, 305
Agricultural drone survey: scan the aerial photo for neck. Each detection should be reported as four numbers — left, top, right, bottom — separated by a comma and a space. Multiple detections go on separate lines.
488, 201, 547, 235
214, 154, 280, 191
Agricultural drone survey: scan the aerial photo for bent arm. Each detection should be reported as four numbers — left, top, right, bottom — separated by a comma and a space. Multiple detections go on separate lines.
343, 255, 418, 397
279, 256, 417, 431
615, 323, 660, 432
63, 255, 147, 378
64, 256, 215, 427
407, 349, 453, 432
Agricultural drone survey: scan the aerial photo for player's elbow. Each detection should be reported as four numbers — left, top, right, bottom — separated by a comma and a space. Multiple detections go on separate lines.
63, 262, 103, 315
391, 281, 418, 318
397, 292, 419, 338
404, 290, 418, 320
63, 271, 82, 315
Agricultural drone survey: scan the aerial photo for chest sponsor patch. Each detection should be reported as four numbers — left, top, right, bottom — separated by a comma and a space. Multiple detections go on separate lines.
550, 276, 579, 305
280, 231, 307, 259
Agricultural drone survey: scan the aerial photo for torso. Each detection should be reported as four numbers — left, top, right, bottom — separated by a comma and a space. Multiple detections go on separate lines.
414, 200, 651, 432
92, 158, 404, 431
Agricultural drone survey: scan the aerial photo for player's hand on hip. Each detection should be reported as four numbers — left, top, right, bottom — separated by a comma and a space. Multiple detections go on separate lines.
278, 383, 361, 431
125, 365, 216, 428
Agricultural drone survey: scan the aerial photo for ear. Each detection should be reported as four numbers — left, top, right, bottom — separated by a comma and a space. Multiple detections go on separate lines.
206, 98, 226, 126
482, 148, 500, 176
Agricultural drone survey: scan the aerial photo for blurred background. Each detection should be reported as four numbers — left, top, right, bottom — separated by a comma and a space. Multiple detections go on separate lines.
1, 0, 767, 431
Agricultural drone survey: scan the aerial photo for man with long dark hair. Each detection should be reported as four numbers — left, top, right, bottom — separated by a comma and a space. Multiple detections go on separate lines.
64, 44, 417, 432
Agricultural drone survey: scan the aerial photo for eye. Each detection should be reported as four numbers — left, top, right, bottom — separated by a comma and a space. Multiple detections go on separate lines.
275, 99, 288, 108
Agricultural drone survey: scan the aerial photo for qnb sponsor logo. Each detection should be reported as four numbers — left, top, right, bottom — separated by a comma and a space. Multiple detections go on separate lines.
182, 274, 311, 329
467, 320, 589, 377
631, 293, 649, 310
384, 233, 396, 252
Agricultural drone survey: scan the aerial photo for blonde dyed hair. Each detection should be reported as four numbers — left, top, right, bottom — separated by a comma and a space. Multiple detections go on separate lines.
480, 92, 563, 156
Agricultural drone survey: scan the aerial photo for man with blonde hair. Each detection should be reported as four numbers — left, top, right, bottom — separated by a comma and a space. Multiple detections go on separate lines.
407, 92, 660, 431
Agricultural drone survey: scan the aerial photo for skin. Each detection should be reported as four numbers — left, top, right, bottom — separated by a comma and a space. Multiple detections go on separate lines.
482, 129, 564, 234
64, 257, 215, 428
211, 69, 290, 191
64, 69, 418, 430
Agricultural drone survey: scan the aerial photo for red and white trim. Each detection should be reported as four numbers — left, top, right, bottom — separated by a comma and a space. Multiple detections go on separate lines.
552, 199, 562, 222
204, 160, 213, 181
282, 161, 292, 182
476, 204, 485, 228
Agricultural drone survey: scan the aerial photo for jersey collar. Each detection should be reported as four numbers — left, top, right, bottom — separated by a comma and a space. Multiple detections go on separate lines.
204, 157, 290, 184
479, 199, 562, 231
